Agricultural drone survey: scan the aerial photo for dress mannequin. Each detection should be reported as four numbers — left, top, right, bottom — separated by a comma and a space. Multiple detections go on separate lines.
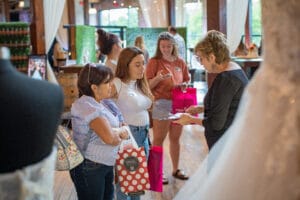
175, 1, 300, 199
0, 47, 64, 199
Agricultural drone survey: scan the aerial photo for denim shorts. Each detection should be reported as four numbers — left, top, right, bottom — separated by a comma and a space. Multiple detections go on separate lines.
152, 99, 172, 120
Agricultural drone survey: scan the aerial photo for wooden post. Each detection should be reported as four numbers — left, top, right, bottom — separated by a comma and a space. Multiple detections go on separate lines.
3, 0, 10, 22
70, 26, 76, 59
206, 0, 227, 88
168, 0, 175, 26
67, 0, 76, 59
207, 0, 226, 34
83, 0, 89, 25
67, 0, 76, 25
30, 0, 45, 54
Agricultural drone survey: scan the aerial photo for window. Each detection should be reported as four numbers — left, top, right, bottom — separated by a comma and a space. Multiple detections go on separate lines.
99, 7, 138, 27
251, 0, 262, 45
175, 0, 204, 49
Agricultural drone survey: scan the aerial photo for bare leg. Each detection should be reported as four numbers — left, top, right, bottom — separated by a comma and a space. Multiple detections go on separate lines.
152, 119, 171, 146
169, 123, 183, 173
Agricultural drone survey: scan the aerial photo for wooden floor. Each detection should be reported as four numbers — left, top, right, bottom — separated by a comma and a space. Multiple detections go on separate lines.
53, 124, 208, 200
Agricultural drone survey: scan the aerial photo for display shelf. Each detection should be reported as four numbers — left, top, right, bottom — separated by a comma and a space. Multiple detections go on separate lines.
0, 22, 31, 71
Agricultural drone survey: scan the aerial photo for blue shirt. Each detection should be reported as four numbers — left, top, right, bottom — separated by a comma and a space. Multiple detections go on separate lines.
71, 95, 121, 166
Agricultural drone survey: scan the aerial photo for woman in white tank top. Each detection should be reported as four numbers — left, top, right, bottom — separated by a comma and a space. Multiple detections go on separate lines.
111, 47, 153, 200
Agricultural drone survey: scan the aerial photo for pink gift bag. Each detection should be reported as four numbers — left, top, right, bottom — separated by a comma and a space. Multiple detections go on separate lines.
147, 146, 163, 192
172, 87, 197, 114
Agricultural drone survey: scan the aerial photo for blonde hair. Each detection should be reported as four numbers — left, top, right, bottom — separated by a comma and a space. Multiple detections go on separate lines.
194, 30, 230, 64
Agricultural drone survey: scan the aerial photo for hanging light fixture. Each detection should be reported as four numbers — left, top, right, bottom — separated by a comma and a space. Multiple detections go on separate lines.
19, 1, 25, 8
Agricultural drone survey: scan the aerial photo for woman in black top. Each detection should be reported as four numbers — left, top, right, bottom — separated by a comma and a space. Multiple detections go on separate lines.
174, 30, 248, 150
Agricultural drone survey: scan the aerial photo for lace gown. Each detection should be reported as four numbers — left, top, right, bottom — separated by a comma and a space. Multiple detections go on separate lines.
175, 1, 300, 199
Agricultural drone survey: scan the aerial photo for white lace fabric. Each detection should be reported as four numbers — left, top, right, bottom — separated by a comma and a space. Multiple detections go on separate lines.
174, 64, 300, 200
0, 148, 56, 200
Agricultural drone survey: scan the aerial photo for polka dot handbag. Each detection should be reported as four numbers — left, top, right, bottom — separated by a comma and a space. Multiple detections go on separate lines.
116, 147, 150, 196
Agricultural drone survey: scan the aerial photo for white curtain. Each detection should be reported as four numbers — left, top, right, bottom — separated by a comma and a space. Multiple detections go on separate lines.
139, 0, 168, 27
226, 0, 248, 53
202, 0, 207, 34
43, 0, 66, 83
56, 2, 69, 50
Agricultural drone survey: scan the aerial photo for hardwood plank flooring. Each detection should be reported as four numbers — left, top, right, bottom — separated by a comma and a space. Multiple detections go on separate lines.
53, 124, 208, 200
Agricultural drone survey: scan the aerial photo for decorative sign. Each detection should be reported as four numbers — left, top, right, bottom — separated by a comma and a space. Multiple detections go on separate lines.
28, 54, 47, 80
76, 25, 97, 65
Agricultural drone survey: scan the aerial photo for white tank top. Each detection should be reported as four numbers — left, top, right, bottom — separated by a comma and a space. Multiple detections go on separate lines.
113, 78, 152, 126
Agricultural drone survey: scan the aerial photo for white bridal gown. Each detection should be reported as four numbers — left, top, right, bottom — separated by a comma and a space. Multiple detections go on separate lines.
175, 0, 300, 199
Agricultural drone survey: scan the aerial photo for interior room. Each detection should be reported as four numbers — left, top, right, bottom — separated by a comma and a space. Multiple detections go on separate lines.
0, 0, 299, 200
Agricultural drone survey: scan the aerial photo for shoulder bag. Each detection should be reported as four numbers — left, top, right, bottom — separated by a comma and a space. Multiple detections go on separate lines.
54, 125, 84, 171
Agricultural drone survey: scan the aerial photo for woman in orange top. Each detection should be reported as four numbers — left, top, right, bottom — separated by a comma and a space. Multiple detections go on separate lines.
146, 32, 190, 183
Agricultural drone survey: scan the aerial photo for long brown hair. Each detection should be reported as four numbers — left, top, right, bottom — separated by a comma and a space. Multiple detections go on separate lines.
115, 47, 153, 100
153, 32, 178, 59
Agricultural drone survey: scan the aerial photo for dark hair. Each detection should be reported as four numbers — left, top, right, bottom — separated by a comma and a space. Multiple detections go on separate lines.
97, 28, 120, 55
168, 26, 177, 33
77, 63, 113, 97
153, 32, 178, 59
116, 47, 153, 100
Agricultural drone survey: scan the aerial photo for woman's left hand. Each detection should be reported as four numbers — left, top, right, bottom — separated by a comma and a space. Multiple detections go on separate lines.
175, 82, 188, 91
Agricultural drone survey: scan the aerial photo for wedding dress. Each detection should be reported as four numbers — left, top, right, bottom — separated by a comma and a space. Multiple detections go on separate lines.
175, 1, 300, 199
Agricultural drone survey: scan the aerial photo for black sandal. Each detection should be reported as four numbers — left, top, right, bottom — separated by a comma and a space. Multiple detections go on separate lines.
172, 169, 189, 180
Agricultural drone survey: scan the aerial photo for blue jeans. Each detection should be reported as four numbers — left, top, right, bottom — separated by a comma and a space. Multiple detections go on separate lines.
116, 124, 150, 200
70, 159, 114, 200
129, 125, 150, 159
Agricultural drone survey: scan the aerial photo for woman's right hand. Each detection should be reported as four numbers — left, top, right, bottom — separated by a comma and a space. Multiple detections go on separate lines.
149, 70, 172, 89
173, 113, 193, 125
156, 70, 172, 81
185, 105, 204, 115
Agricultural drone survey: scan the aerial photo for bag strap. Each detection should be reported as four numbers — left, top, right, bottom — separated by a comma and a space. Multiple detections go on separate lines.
55, 126, 70, 149
118, 126, 138, 151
